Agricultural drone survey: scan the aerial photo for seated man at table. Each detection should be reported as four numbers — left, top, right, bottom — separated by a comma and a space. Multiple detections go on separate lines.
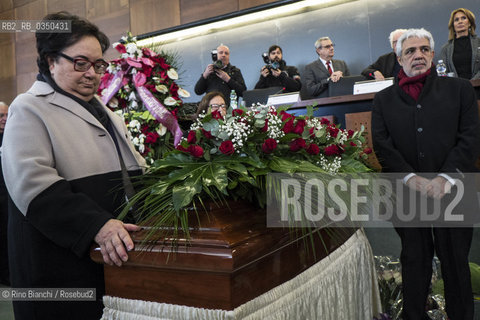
361, 29, 406, 80
254, 45, 301, 93
303, 36, 350, 98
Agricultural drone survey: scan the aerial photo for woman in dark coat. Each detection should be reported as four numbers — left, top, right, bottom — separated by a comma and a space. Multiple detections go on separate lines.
2, 12, 145, 320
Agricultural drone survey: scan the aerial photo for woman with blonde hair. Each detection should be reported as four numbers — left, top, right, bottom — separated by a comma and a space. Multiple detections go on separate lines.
439, 8, 480, 79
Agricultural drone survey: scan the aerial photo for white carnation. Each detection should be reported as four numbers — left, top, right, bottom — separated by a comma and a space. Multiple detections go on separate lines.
157, 123, 167, 136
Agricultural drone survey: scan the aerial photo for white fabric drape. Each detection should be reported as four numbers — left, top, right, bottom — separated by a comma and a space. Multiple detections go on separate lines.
101, 229, 381, 320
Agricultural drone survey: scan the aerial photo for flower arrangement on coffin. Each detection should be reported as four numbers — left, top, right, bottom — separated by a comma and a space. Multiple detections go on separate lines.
121, 104, 373, 238
98, 33, 190, 163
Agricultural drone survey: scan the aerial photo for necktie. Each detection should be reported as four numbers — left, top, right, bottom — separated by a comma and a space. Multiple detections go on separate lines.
326, 61, 333, 75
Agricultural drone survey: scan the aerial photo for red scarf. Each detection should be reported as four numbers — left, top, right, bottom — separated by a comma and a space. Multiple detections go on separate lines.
397, 67, 431, 101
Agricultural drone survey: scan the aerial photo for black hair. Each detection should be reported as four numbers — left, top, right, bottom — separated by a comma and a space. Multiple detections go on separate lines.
268, 45, 282, 54
36, 11, 110, 75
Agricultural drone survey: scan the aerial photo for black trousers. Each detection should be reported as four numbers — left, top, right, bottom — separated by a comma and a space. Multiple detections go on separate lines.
395, 227, 473, 320
0, 185, 8, 285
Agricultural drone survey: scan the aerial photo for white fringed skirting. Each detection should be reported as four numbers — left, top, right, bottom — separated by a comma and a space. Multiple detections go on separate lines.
101, 229, 381, 320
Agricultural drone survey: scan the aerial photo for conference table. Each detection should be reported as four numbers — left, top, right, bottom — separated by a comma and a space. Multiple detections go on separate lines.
288, 78, 480, 129
288, 78, 480, 170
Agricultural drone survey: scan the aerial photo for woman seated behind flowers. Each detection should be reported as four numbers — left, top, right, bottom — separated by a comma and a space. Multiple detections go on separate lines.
193, 91, 227, 120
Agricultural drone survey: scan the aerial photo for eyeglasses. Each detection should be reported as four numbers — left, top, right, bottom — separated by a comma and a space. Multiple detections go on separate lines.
209, 104, 226, 110
321, 44, 335, 49
57, 52, 109, 74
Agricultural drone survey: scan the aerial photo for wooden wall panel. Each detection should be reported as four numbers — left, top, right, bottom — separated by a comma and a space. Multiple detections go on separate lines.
0, 42, 15, 79
0, 8, 15, 104
0, 10, 15, 46
86, 0, 128, 19
130, 0, 180, 37
14, 0, 46, 96
14, 33, 36, 75
239, 0, 277, 10
14, 0, 46, 22
0, 0, 13, 12
180, 0, 238, 25
86, 0, 130, 59
2, 0, 279, 98
0, 77, 17, 105
16, 71, 36, 95
12, 0, 37, 8
92, 8, 131, 60
47, 0, 86, 17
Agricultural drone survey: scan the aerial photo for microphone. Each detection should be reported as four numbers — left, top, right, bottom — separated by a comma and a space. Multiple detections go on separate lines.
272, 87, 286, 95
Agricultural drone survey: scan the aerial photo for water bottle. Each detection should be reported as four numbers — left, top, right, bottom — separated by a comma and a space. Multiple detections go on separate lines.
436, 60, 447, 77
230, 90, 237, 109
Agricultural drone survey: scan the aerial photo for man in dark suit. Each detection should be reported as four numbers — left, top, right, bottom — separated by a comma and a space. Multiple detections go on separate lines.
303, 36, 350, 98
372, 28, 479, 320
361, 29, 406, 80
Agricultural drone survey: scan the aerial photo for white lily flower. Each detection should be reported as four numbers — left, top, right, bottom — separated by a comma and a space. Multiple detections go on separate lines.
155, 84, 168, 94
139, 144, 145, 154
164, 97, 177, 106
121, 53, 129, 59
132, 137, 139, 145
157, 124, 167, 136
167, 68, 178, 80
178, 88, 190, 98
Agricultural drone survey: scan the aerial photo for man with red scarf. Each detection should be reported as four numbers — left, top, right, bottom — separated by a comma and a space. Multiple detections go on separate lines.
372, 28, 480, 320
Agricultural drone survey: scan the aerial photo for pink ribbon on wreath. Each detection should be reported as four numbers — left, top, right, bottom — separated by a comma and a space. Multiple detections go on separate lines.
136, 85, 183, 146
101, 68, 183, 146
101, 70, 125, 105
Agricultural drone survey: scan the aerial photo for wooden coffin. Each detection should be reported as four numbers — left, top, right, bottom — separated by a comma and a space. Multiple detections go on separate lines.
90, 201, 355, 310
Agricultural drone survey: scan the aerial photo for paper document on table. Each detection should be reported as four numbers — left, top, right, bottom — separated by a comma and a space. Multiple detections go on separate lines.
353, 78, 394, 95
267, 92, 300, 106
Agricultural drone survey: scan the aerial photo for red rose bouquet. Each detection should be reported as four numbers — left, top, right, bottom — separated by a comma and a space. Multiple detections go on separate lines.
120, 104, 372, 235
